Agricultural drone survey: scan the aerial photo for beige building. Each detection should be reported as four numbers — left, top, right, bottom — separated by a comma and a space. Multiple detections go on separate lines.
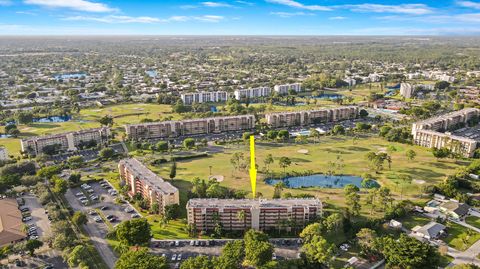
21, 127, 110, 156
412, 108, 480, 157
181, 91, 228, 105
234, 87, 271, 100
119, 158, 179, 213
0, 199, 26, 247
400, 83, 415, 99
125, 115, 255, 141
274, 83, 302, 95
187, 198, 322, 232
265, 106, 358, 128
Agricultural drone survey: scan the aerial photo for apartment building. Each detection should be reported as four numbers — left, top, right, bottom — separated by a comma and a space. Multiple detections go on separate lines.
412, 108, 480, 133
0, 147, 8, 160
119, 158, 179, 213
274, 83, 302, 95
180, 91, 228, 105
21, 127, 110, 156
186, 198, 322, 232
412, 108, 480, 157
234, 87, 271, 100
125, 114, 255, 141
265, 106, 359, 128
400, 83, 415, 99
458, 87, 480, 104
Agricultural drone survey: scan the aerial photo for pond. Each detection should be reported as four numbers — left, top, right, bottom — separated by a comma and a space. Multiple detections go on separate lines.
7, 115, 72, 124
53, 73, 87, 80
33, 115, 72, 123
314, 93, 343, 100
146, 70, 157, 78
265, 174, 376, 189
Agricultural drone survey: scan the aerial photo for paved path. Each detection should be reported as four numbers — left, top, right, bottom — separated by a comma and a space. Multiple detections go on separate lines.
65, 189, 117, 269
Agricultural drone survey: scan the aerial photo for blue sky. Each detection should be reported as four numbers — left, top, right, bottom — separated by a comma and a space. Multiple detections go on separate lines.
0, 0, 480, 35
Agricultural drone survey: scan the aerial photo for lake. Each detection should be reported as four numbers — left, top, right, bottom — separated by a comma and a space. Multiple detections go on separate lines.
146, 70, 157, 78
33, 115, 72, 123
53, 73, 87, 80
265, 174, 371, 189
314, 93, 343, 100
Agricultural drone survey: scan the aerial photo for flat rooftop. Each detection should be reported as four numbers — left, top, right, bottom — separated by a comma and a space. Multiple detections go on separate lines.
452, 126, 480, 142
187, 198, 322, 209
125, 114, 254, 128
119, 158, 178, 194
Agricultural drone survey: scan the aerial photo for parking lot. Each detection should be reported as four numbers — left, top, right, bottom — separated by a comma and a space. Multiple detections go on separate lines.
19, 193, 51, 240
150, 238, 301, 266
65, 180, 140, 268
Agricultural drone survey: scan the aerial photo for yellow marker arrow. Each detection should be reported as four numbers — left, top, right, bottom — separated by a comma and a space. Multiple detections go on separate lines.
249, 135, 257, 198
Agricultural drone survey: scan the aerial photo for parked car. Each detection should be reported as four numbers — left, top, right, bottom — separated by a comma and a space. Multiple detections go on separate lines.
171, 254, 177, 261
23, 216, 32, 222
177, 254, 182, 261
131, 213, 140, 218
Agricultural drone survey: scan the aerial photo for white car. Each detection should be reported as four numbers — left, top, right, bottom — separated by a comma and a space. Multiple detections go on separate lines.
23, 216, 32, 222
131, 213, 140, 218
75, 192, 83, 197
124, 207, 134, 213
177, 254, 182, 261
171, 254, 177, 261
272, 253, 277, 260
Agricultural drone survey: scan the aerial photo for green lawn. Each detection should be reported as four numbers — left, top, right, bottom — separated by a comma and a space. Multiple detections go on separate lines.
398, 214, 432, 230
444, 222, 480, 251
139, 135, 466, 215
466, 216, 480, 230
147, 217, 208, 240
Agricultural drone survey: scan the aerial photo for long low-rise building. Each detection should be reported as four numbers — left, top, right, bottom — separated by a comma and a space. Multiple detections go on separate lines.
265, 106, 358, 128
412, 108, 480, 133
234, 87, 271, 100
412, 108, 480, 157
125, 114, 255, 141
187, 198, 322, 232
274, 83, 302, 95
119, 158, 179, 213
21, 127, 110, 156
181, 91, 228, 105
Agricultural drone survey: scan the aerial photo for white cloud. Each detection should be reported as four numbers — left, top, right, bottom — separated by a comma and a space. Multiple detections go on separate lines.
23, 0, 115, 12
347, 4, 433, 15
377, 13, 480, 23
63, 15, 161, 23
457, 1, 480, 9
202, 2, 232, 7
270, 11, 313, 17
329, 16, 346, 20
16, 11, 38, 15
0, 0, 12, 6
194, 15, 224, 22
62, 14, 225, 24
267, 0, 332, 11
236, 0, 254, 6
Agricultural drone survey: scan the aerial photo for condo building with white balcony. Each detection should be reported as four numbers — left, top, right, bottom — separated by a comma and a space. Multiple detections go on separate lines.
187, 198, 322, 232
119, 158, 179, 213
265, 106, 358, 128
234, 87, 271, 100
274, 83, 302, 95
412, 108, 480, 157
125, 114, 255, 141
21, 127, 110, 156
180, 91, 228, 105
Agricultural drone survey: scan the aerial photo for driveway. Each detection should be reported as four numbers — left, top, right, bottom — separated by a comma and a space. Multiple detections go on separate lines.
22, 194, 51, 238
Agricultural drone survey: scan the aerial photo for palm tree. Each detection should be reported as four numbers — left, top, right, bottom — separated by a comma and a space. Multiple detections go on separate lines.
278, 157, 292, 177
309, 128, 320, 144
273, 182, 286, 198
399, 174, 412, 200
237, 210, 247, 231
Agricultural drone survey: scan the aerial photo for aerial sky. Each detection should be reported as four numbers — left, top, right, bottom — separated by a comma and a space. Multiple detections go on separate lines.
0, 0, 480, 35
